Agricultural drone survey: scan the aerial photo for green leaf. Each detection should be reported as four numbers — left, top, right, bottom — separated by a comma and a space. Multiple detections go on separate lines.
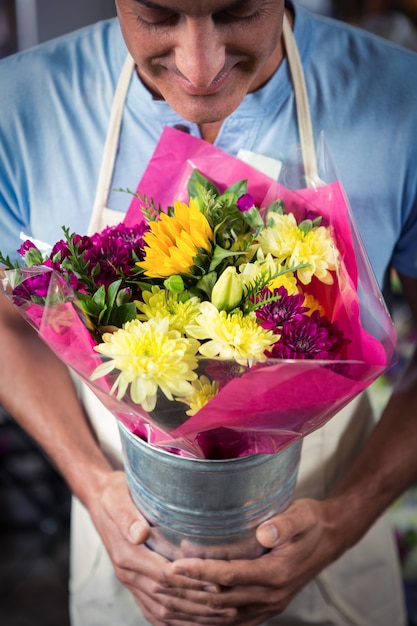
91, 262, 104, 278
106, 280, 122, 309
23, 247, 45, 267
192, 250, 211, 273
298, 219, 313, 235
223, 179, 248, 198
240, 207, 264, 231
113, 188, 162, 221
188, 170, 219, 199
100, 280, 122, 325
0, 251, 19, 269
266, 199, 286, 215
246, 289, 283, 313
92, 285, 106, 308
208, 245, 246, 272
75, 294, 103, 318
97, 306, 109, 326
110, 302, 137, 327
164, 275, 185, 294
195, 271, 218, 298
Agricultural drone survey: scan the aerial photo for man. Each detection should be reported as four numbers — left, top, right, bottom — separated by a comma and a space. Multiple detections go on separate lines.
1, 1, 417, 624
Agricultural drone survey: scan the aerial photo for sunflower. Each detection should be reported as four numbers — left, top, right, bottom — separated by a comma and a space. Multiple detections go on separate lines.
137, 198, 213, 278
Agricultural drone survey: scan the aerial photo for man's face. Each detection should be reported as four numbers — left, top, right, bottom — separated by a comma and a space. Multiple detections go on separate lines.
116, 0, 286, 124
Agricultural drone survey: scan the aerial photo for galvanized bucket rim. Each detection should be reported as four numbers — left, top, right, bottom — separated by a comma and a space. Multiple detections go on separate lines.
118, 421, 302, 466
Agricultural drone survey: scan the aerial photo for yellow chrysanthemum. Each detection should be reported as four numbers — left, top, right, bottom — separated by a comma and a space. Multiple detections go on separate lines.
136, 286, 201, 334
137, 198, 213, 278
91, 317, 200, 412
239, 254, 299, 296
297, 227, 338, 285
186, 301, 275, 366
268, 271, 299, 294
238, 259, 266, 289
257, 214, 299, 262
257, 213, 338, 285
303, 293, 325, 316
182, 375, 219, 416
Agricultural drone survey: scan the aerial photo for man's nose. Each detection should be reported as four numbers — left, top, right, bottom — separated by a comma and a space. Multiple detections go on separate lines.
175, 19, 226, 88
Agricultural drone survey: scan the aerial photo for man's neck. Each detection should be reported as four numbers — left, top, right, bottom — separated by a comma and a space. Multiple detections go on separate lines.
199, 121, 223, 144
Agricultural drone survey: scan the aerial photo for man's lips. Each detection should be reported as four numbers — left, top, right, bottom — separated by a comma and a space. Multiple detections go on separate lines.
171, 66, 233, 96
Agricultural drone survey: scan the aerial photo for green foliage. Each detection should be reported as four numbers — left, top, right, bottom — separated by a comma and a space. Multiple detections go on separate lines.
243, 259, 310, 314
76, 279, 137, 332
113, 187, 164, 221
0, 250, 19, 269
188, 170, 251, 249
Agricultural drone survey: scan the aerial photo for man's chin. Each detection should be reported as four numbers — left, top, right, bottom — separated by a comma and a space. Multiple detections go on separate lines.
138, 67, 247, 124
168, 93, 244, 127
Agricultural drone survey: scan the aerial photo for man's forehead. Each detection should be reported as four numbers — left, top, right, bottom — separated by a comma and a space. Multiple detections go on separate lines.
131, 0, 259, 13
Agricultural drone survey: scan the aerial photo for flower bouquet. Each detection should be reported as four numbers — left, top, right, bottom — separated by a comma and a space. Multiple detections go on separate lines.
0, 128, 396, 558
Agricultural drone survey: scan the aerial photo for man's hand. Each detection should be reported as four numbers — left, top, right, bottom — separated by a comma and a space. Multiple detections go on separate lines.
161, 498, 342, 625
88, 470, 238, 624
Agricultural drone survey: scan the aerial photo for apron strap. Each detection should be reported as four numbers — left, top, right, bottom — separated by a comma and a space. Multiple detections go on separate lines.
88, 53, 136, 235
282, 13, 319, 186
89, 13, 318, 234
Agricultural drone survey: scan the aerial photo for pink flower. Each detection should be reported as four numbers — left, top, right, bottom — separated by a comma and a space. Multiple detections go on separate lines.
236, 193, 256, 213
18, 240, 37, 256
13, 272, 52, 301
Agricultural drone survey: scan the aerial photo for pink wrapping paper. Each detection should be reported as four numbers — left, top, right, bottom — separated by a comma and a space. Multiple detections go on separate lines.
1, 128, 397, 458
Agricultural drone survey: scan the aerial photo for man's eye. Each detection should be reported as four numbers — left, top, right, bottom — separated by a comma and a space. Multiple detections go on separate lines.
214, 7, 263, 25
136, 9, 177, 27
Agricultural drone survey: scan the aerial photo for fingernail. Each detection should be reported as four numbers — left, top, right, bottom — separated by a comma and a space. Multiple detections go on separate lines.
128, 520, 144, 543
262, 523, 279, 545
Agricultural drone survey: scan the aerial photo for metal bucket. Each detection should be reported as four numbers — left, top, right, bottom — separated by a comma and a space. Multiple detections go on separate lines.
118, 422, 302, 560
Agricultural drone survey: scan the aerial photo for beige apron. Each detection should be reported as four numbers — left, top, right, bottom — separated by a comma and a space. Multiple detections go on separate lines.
69, 16, 406, 626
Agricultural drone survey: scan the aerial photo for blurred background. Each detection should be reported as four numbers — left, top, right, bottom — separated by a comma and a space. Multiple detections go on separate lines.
1, 0, 417, 56
0, 1, 417, 625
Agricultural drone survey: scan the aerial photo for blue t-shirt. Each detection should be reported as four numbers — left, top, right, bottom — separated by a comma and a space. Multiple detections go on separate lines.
1, 2, 417, 289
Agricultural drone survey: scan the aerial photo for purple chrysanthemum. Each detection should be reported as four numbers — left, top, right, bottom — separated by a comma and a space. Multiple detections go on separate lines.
82, 223, 148, 287
266, 310, 349, 360
48, 223, 148, 290
254, 286, 309, 332
51, 234, 93, 264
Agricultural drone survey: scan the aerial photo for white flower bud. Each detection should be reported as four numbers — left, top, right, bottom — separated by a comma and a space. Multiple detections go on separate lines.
211, 266, 243, 312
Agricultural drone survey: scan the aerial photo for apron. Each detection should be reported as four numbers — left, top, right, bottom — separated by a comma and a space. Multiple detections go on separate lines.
69, 16, 406, 626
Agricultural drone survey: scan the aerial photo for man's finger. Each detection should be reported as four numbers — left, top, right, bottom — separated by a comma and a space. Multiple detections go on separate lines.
257, 499, 319, 548
100, 471, 150, 544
